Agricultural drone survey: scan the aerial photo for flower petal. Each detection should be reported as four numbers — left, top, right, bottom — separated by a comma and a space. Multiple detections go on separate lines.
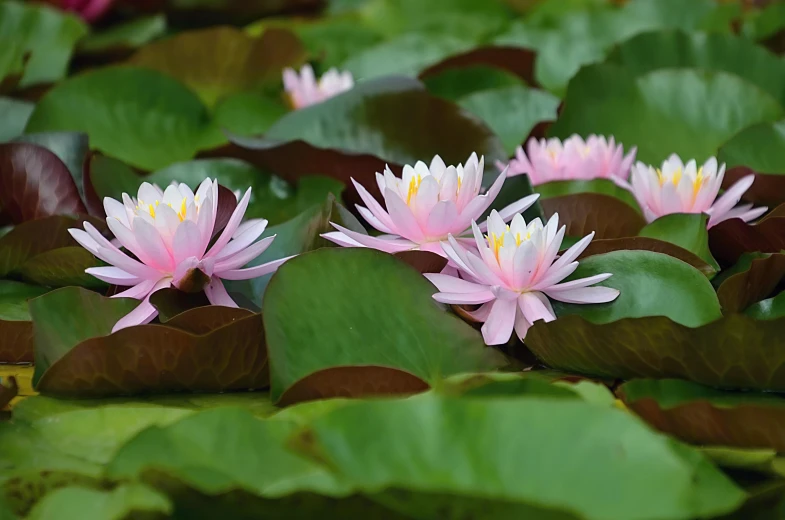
84, 266, 143, 286
172, 219, 203, 266
204, 277, 239, 307
206, 187, 251, 258
214, 218, 268, 262
433, 291, 495, 305
133, 217, 174, 271
218, 255, 293, 280
384, 187, 425, 241
480, 298, 517, 345
423, 273, 490, 293
545, 286, 620, 304
111, 278, 171, 332
214, 235, 275, 272
518, 291, 556, 324
329, 224, 415, 253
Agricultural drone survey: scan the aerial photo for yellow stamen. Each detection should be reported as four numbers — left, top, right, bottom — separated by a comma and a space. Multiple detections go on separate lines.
656, 167, 683, 187
148, 200, 159, 218
692, 166, 704, 198
178, 198, 188, 221
406, 174, 422, 204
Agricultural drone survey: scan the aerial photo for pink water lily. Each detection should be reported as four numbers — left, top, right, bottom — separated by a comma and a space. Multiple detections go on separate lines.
283, 64, 354, 109
60, 0, 115, 22
322, 153, 540, 256
497, 135, 636, 186
424, 211, 619, 345
630, 154, 768, 228
70, 179, 288, 331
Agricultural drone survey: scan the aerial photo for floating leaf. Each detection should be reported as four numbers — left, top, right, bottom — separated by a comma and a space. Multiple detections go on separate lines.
25, 66, 214, 171
212, 90, 288, 137
224, 76, 506, 207
30, 287, 268, 397
263, 248, 505, 404
0, 280, 48, 364
26, 484, 172, 520
716, 253, 785, 313
420, 46, 538, 88
128, 26, 306, 108
709, 204, 785, 265
0, 97, 34, 142
13, 132, 89, 195
620, 378, 785, 452
535, 179, 640, 209
0, 1, 88, 88
457, 85, 559, 155
0, 142, 86, 224
295, 392, 744, 519
638, 214, 719, 274
541, 193, 646, 239
746, 292, 785, 321
550, 65, 783, 164
422, 65, 522, 101
77, 15, 167, 56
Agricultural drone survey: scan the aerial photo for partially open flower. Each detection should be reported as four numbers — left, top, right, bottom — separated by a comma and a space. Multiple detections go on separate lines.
497, 135, 636, 186
282, 64, 354, 109
59, 0, 114, 22
630, 154, 768, 228
322, 153, 540, 256
70, 179, 289, 331
424, 211, 619, 345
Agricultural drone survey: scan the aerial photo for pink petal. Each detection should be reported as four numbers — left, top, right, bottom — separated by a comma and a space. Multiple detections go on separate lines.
330, 224, 415, 253
384, 188, 425, 242
214, 235, 275, 271
97, 245, 161, 279
433, 291, 495, 305
204, 277, 239, 307
493, 193, 540, 224
460, 168, 507, 222
425, 201, 461, 238
84, 266, 143, 286
69, 228, 100, 256
214, 219, 268, 262
512, 240, 539, 289
196, 196, 215, 256
112, 279, 158, 299
518, 291, 556, 324
218, 256, 293, 280
531, 261, 579, 291
545, 286, 620, 304
708, 174, 755, 225
357, 206, 394, 234
480, 298, 517, 345
322, 231, 364, 248
545, 272, 613, 292
206, 188, 251, 258
423, 273, 490, 293
441, 235, 475, 275
133, 218, 174, 271
352, 179, 396, 232
111, 278, 171, 332
172, 219, 203, 266
513, 310, 532, 341
104, 198, 129, 226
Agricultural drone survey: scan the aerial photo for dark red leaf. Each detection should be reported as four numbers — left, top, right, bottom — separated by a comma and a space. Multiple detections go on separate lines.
214, 183, 238, 237
723, 166, 785, 207
541, 193, 646, 239
393, 250, 448, 274
709, 204, 785, 265
0, 142, 87, 224
419, 46, 538, 87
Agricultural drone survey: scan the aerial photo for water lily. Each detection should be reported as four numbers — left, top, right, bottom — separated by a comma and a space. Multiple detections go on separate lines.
70, 179, 288, 331
283, 64, 354, 109
322, 153, 540, 256
58, 0, 115, 22
424, 211, 619, 345
497, 135, 636, 186
630, 154, 768, 228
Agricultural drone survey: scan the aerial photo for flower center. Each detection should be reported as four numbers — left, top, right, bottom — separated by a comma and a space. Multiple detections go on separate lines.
486, 226, 530, 260
406, 174, 422, 204
137, 197, 189, 221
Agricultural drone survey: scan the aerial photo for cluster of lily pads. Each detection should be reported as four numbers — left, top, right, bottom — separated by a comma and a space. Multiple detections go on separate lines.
3, 0, 785, 518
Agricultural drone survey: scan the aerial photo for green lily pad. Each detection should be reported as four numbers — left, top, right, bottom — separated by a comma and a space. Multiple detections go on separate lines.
128, 26, 306, 108
619, 378, 785, 452
0, 281, 48, 363
638, 214, 720, 274
746, 292, 785, 321
25, 66, 214, 171
294, 392, 744, 520
458, 85, 560, 155
212, 90, 288, 137
550, 65, 783, 164
422, 65, 523, 101
0, 97, 34, 142
535, 179, 640, 210
263, 247, 505, 404
0, 1, 87, 88
29, 287, 268, 397
26, 485, 172, 520
77, 15, 167, 55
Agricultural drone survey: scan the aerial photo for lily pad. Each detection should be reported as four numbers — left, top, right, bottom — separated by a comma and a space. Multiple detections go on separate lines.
25, 66, 214, 171
746, 291, 785, 321
638, 214, 719, 274
422, 65, 523, 101
263, 247, 505, 404
0, 1, 88, 88
716, 253, 785, 313
77, 15, 167, 55
550, 65, 783, 164
419, 46, 538, 88
294, 392, 744, 520
708, 203, 785, 265
457, 85, 560, 155
0, 97, 34, 142
0, 281, 48, 364
29, 287, 268, 397
578, 237, 716, 278
26, 484, 172, 520
224, 75, 506, 207
540, 193, 647, 239
535, 179, 640, 209
128, 26, 306, 108
13, 132, 89, 195
0, 142, 86, 224
619, 378, 785, 452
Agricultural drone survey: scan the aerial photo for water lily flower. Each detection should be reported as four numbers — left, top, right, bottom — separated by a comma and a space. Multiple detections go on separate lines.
424, 211, 619, 345
282, 64, 354, 109
59, 0, 115, 22
497, 135, 636, 186
630, 154, 768, 228
322, 153, 540, 256
70, 179, 288, 331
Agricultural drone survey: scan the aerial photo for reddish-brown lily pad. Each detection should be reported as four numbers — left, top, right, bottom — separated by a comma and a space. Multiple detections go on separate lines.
722, 166, 785, 208
0, 142, 87, 224
619, 378, 785, 452
716, 253, 785, 313
709, 203, 785, 265
30, 287, 268, 397
393, 250, 448, 274
540, 193, 647, 239
0, 281, 50, 364
128, 26, 306, 108
419, 46, 537, 87
218, 76, 506, 208
527, 314, 785, 391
